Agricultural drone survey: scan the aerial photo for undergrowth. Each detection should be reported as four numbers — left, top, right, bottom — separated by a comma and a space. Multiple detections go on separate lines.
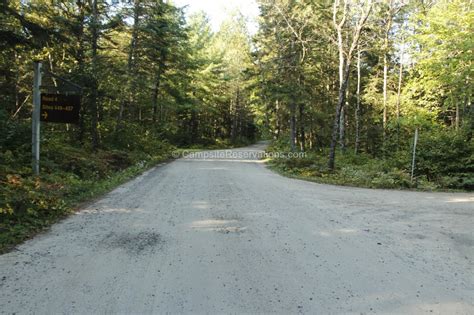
266, 130, 474, 191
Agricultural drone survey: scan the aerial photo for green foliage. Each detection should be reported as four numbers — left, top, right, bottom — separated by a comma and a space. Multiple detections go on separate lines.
255, 0, 473, 174
268, 151, 414, 190
410, 0, 473, 112
267, 136, 472, 191
0, 174, 69, 252
415, 129, 474, 189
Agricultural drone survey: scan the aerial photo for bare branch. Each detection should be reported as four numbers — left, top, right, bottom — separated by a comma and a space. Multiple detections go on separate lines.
273, 2, 308, 62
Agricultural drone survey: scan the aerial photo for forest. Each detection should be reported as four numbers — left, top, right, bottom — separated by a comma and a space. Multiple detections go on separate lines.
0, 0, 473, 251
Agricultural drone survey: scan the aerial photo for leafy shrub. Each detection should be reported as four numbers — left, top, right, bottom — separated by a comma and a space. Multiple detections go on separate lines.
267, 131, 471, 191
0, 173, 69, 251
416, 129, 474, 189
282, 156, 315, 169
41, 144, 109, 179
370, 169, 412, 189
0, 175, 67, 217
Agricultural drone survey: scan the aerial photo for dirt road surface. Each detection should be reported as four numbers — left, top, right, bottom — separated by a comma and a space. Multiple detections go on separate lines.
1, 143, 473, 314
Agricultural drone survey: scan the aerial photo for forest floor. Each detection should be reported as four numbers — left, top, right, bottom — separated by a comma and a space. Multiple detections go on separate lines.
1, 142, 472, 314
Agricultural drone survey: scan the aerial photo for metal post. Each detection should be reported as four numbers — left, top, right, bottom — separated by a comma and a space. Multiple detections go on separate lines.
32, 61, 42, 175
411, 128, 418, 183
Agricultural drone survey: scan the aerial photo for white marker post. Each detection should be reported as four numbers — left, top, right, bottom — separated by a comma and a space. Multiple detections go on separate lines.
32, 61, 42, 175
411, 128, 419, 183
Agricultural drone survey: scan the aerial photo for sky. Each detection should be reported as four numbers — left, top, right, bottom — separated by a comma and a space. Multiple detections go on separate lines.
173, 0, 260, 34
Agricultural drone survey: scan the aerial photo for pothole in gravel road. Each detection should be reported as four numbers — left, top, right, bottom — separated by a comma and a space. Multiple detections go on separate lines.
103, 231, 164, 255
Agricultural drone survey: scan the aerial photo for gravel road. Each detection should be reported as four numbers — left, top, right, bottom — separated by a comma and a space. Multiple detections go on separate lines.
1, 143, 473, 314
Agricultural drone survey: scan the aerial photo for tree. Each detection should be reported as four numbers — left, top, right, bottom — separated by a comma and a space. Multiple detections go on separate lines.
408, 0, 473, 130
256, 0, 313, 151
328, 0, 373, 170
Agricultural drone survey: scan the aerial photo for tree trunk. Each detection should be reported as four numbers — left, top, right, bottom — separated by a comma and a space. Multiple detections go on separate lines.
339, 106, 345, 150
395, 48, 404, 149
152, 53, 166, 123
90, 0, 99, 150
191, 110, 198, 144
76, 0, 86, 143
383, 52, 388, 137
275, 100, 281, 139
334, 3, 345, 156
290, 102, 296, 152
355, 46, 361, 154
152, 76, 161, 123
382, 7, 393, 144
299, 103, 305, 151
118, 0, 140, 127
13, 52, 19, 116
328, 63, 351, 170
340, 74, 350, 151
231, 88, 240, 142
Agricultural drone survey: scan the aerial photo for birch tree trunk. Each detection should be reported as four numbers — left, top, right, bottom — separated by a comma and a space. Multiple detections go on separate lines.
382, 46, 389, 135
382, 17, 392, 142
329, 63, 351, 169
355, 46, 361, 154
396, 37, 404, 144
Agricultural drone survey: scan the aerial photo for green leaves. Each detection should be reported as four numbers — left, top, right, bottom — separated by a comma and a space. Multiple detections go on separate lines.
410, 0, 473, 114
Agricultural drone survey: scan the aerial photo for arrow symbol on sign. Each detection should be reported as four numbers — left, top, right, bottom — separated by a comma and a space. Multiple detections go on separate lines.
42, 112, 48, 119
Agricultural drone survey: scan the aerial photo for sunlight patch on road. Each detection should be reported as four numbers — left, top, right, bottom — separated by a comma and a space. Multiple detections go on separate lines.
318, 231, 331, 237
338, 228, 358, 233
400, 301, 473, 314
81, 207, 141, 214
445, 197, 474, 203
315, 228, 359, 237
192, 201, 210, 209
190, 219, 246, 233
191, 219, 238, 228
